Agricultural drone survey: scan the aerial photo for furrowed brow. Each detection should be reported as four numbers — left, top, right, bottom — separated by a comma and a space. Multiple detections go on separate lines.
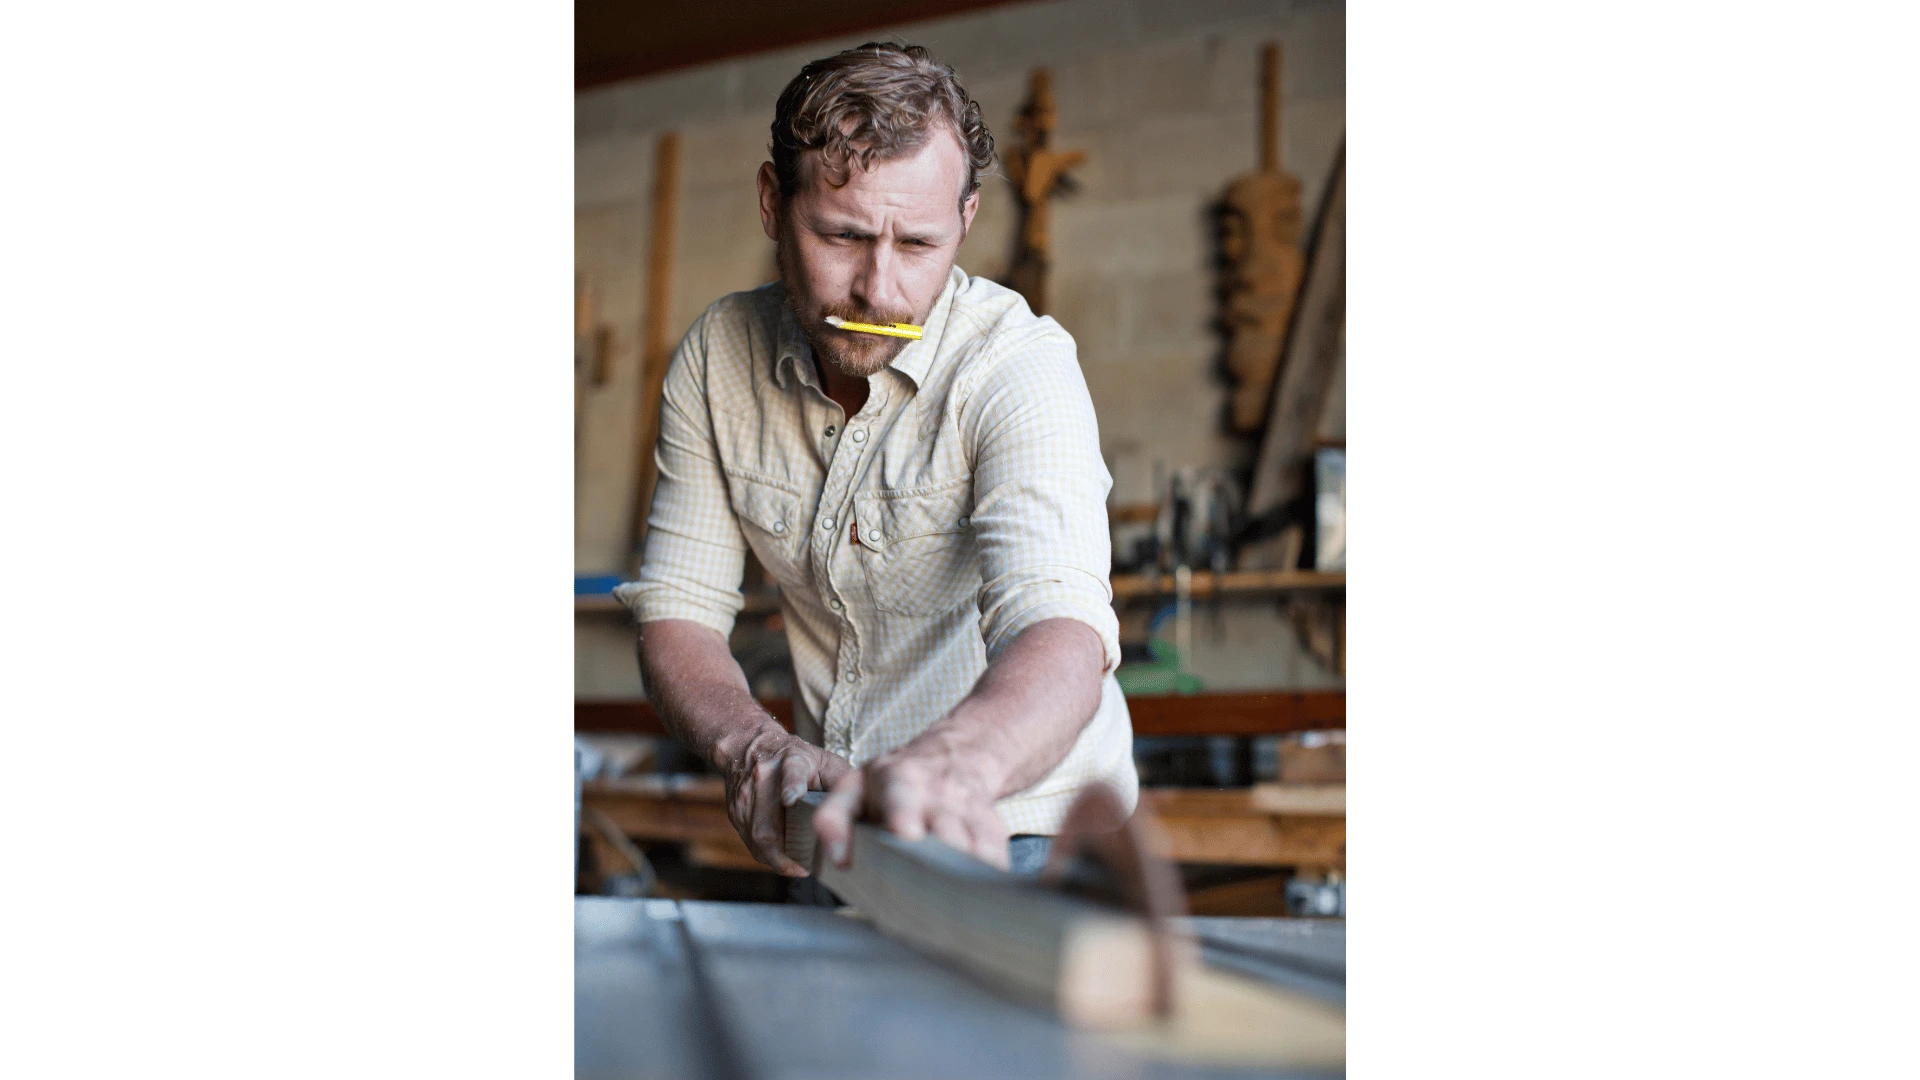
804, 213, 876, 238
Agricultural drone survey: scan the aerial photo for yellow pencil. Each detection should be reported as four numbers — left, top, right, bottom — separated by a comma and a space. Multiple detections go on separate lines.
824, 315, 923, 339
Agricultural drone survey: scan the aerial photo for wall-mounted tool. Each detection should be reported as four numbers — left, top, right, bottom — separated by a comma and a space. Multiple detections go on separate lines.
1219, 42, 1306, 433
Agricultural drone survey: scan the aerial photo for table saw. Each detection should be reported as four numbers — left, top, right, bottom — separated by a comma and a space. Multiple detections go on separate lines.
576, 897, 1345, 1079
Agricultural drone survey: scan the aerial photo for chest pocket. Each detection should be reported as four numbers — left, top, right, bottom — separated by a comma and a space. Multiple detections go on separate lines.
726, 471, 808, 589
854, 476, 979, 616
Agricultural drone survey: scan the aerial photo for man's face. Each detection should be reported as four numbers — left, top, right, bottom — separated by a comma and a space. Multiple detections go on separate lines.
759, 130, 979, 378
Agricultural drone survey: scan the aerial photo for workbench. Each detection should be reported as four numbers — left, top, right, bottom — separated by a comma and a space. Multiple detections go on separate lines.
577, 897, 1344, 1079
581, 777, 1345, 876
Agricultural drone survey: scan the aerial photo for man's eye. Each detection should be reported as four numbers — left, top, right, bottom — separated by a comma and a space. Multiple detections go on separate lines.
836, 232, 859, 240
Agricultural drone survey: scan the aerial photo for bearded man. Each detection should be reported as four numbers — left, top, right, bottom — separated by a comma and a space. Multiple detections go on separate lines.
616, 42, 1136, 881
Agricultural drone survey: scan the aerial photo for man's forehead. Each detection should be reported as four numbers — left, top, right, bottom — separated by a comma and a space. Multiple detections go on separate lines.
793, 128, 969, 211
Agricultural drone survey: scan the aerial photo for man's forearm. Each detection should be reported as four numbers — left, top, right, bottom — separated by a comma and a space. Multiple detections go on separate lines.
903, 617, 1107, 800
638, 617, 850, 874
636, 618, 781, 766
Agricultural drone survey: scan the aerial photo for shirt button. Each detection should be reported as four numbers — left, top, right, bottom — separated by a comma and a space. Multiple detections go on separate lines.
820, 516, 835, 531
829, 598, 842, 610
851, 429, 867, 443
772, 520, 787, 534
868, 530, 883, 542
844, 669, 859, 683
824, 425, 836, 437
957, 517, 969, 528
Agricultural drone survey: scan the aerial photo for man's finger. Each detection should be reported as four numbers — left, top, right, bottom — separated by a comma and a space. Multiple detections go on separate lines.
967, 807, 1012, 871
928, 809, 972, 856
815, 748, 855, 790
814, 768, 864, 868
749, 753, 806, 876
777, 752, 814, 808
880, 768, 930, 842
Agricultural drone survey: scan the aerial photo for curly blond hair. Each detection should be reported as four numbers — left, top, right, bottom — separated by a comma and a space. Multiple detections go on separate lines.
770, 42, 996, 210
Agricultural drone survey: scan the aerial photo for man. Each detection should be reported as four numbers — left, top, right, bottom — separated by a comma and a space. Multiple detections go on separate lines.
616, 43, 1136, 881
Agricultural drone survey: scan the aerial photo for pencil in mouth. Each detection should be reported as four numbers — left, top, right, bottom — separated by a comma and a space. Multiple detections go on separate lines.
824, 315, 923, 340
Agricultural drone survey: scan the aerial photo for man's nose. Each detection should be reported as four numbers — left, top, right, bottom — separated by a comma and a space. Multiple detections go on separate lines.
850, 239, 903, 316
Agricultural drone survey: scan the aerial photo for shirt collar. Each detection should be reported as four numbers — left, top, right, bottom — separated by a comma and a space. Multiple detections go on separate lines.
772, 292, 813, 392
885, 266, 965, 389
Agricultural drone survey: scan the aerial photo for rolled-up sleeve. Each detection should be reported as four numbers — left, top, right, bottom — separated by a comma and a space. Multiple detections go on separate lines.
613, 313, 747, 636
964, 322, 1121, 672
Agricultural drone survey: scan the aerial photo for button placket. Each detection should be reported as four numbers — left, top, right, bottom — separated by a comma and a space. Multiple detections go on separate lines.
812, 381, 894, 752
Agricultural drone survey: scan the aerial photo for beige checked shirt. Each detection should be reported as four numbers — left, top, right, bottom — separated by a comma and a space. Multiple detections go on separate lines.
616, 266, 1138, 835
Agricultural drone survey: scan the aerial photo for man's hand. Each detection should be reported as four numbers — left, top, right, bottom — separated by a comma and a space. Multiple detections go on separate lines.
812, 743, 1012, 872
810, 619, 1108, 874
713, 723, 852, 876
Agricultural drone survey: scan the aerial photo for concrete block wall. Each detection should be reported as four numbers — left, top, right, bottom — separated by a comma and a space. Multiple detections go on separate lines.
575, 0, 1345, 696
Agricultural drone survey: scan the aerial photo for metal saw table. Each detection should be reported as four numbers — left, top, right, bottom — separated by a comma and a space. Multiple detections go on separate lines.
576, 897, 1344, 1080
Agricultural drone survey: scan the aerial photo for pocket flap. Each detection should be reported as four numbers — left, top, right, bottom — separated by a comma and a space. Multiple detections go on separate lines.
730, 475, 799, 538
854, 477, 973, 550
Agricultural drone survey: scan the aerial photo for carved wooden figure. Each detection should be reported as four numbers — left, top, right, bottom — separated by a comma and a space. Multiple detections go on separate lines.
1004, 68, 1085, 317
1220, 43, 1305, 433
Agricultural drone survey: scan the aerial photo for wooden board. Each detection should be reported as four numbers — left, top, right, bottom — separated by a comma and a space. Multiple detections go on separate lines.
1141, 788, 1347, 868
686, 837, 767, 872
781, 796, 1344, 1063
1279, 732, 1346, 783
581, 775, 742, 847
1183, 873, 1292, 917
784, 792, 1176, 1030
1120, 690, 1346, 736
1250, 782, 1345, 816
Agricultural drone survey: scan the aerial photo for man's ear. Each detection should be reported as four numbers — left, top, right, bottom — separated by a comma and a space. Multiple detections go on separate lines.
756, 161, 781, 242
959, 189, 980, 238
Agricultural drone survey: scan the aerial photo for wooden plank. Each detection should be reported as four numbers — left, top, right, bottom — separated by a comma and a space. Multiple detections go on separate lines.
686, 837, 766, 872
628, 130, 682, 575
1140, 788, 1346, 868
1153, 816, 1346, 868
1279, 733, 1345, 783
1249, 783, 1345, 816
1184, 874, 1292, 918
1121, 691, 1345, 736
575, 692, 1342, 737
581, 776, 740, 845
784, 792, 1179, 1030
